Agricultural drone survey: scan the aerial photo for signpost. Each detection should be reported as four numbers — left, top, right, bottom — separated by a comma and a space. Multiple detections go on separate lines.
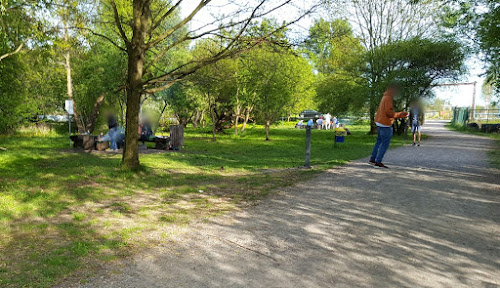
65, 100, 74, 146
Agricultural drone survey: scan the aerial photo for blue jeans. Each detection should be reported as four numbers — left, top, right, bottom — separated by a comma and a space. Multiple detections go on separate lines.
102, 127, 121, 150
371, 126, 393, 163
108, 127, 118, 150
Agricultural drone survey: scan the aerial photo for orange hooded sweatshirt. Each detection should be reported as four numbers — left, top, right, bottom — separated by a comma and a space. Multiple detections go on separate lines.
374, 92, 406, 126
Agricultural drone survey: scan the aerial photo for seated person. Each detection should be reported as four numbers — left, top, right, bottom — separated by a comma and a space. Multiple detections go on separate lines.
139, 118, 154, 144
99, 112, 124, 151
295, 120, 304, 128
316, 117, 324, 129
99, 127, 125, 151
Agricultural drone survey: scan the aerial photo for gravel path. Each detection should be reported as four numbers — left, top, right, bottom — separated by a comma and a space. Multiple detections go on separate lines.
61, 121, 500, 288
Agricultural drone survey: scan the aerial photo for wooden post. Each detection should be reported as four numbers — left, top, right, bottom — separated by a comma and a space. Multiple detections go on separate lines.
170, 125, 184, 149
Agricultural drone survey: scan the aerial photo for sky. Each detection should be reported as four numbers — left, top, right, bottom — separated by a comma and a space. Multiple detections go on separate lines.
180, 0, 489, 108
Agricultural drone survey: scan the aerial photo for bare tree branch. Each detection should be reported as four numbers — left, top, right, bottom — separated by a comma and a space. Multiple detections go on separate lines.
0, 42, 24, 62
110, 0, 130, 46
143, 2, 318, 93
149, 0, 184, 33
146, 0, 211, 49
79, 27, 127, 52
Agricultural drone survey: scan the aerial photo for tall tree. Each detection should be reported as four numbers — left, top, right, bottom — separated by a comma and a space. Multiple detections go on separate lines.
325, 0, 441, 132
0, 0, 45, 62
92, 0, 316, 168
304, 18, 364, 74
441, 0, 500, 98
365, 37, 465, 133
252, 46, 315, 140
305, 18, 365, 117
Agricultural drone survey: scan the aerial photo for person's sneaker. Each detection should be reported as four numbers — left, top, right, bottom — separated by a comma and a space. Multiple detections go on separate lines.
369, 159, 376, 165
417, 143, 420, 147
374, 162, 389, 168
413, 142, 416, 147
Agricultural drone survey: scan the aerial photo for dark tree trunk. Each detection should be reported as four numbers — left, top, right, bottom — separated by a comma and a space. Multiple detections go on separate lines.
122, 1, 150, 169
265, 120, 270, 141
369, 105, 377, 134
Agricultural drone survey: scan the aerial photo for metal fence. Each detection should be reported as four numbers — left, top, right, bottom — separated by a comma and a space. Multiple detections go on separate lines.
471, 109, 500, 123
451, 107, 470, 126
451, 107, 500, 126
425, 110, 453, 120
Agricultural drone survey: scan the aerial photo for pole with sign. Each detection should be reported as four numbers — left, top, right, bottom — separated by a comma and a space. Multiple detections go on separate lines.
65, 100, 74, 146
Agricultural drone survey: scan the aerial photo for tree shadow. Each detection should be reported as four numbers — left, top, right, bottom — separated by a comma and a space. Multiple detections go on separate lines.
73, 122, 500, 287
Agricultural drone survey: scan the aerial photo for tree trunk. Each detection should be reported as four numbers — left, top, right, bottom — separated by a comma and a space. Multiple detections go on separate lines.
208, 92, 216, 142
200, 110, 206, 128
211, 109, 216, 141
241, 106, 252, 132
122, 1, 150, 169
63, 18, 85, 134
265, 120, 270, 141
85, 92, 106, 134
139, 94, 148, 119
369, 104, 377, 134
193, 110, 200, 128
234, 87, 240, 135
234, 114, 239, 135
154, 100, 168, 133
118, 90, 126, 125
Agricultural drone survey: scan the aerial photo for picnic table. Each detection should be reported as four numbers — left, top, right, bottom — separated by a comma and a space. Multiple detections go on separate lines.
70, 135, 170, 151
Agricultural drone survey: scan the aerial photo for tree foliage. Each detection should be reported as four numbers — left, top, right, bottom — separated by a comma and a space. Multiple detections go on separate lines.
442, 0, 500, 97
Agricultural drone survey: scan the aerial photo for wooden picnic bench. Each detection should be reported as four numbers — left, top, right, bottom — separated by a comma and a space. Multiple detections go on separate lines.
70, 135, 170, 151
142, 136, 170, 150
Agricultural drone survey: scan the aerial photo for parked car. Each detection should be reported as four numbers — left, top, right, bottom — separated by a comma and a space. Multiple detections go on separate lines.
299, 110, 322, 120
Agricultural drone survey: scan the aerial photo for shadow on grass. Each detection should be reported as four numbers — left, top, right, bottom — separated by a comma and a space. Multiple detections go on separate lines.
0, 125, 403, 287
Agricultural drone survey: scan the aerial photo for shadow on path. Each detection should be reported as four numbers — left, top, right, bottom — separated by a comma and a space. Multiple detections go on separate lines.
63, 121, 500, 288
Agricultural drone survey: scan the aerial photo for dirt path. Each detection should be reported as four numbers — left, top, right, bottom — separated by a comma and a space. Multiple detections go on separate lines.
61, 121, 500, 288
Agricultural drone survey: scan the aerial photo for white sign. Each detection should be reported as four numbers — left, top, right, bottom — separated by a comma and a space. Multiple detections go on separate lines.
65, 100, 74, 115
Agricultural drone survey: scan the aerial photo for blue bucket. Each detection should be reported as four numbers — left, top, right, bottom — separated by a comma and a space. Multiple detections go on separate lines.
335, 136, 345, 143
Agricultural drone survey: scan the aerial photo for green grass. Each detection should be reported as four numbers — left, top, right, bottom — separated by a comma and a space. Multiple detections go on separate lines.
446, 123, 500, 169
0, 124, 408, 287
470, 119, 500, 124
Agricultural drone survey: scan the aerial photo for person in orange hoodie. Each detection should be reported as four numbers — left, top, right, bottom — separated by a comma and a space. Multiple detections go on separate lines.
369, 84, 408, 168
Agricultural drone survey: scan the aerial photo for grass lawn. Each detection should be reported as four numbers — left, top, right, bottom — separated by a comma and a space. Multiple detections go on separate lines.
446, 123, 500, 169
0, 123, 408, 287
470, 119, 500, 125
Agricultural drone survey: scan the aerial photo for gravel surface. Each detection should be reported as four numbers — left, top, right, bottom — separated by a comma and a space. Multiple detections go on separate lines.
58, 121, 500, 288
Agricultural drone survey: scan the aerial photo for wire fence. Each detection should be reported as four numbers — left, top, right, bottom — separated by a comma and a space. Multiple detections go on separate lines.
471, 109, 500, 123
450, 107, 500, 126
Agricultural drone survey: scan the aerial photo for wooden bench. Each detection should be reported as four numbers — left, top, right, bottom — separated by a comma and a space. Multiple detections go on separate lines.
141, 136, 170, 150
70, 135, 97, 151
70, 135, 170, 150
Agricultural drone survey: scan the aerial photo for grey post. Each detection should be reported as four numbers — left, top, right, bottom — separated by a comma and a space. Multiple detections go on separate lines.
68, 114, 71, 146
304, 125, 311, 168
